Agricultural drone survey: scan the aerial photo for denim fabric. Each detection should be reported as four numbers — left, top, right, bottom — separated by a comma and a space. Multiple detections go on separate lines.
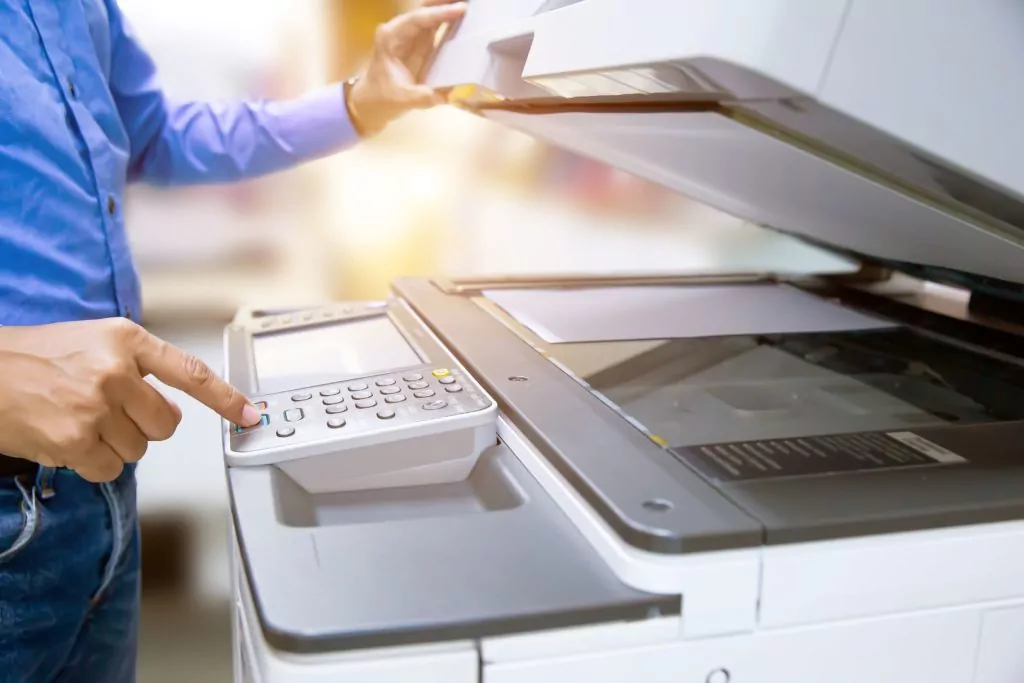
0, 466, 139, 683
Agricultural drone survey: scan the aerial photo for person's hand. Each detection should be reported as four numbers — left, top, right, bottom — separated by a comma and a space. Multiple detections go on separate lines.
347, 0, 468, 136
0, 318, 260, 483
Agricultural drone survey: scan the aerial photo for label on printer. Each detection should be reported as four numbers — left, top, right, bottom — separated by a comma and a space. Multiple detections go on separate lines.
672, 431, 968, 482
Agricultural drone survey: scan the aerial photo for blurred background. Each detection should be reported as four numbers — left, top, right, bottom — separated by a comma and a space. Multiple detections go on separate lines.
119, 1, 851, 680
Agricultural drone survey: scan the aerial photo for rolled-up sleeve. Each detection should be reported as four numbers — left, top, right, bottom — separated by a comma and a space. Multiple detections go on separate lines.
105, 1, 358, 186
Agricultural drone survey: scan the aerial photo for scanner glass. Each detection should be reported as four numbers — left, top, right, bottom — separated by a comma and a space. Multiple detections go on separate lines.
253, 315, 422, 394
477, 291, 1024, 449
550, 329, 1024, 448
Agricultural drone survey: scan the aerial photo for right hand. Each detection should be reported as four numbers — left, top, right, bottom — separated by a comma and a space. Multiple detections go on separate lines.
0, 318, 261, 483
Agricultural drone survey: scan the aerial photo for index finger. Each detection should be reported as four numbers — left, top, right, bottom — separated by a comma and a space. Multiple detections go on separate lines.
383, 2, 467, 48
133, 332, 260, 427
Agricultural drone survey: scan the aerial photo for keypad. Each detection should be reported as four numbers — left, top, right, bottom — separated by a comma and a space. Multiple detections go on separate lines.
230, 365, 490, 453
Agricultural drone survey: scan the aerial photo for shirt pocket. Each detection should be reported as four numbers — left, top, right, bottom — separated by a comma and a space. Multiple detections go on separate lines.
0, 477, 41, 567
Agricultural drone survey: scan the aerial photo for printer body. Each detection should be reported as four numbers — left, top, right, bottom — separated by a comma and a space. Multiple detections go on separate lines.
224, 2, 1024, 682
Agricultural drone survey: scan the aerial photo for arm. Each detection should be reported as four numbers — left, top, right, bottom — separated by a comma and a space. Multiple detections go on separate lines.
105, 1, 357, 186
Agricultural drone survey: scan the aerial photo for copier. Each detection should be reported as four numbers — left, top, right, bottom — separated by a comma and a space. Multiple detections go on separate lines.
222, 2, 1024, 681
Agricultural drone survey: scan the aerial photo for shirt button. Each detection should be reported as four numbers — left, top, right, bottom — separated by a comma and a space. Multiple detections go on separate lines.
66, 78, 77, 99
107, 196, 117, 215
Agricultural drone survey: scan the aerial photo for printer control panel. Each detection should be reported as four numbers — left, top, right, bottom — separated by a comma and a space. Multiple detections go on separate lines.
221, 300, 498, 492
229, 365, 490, 452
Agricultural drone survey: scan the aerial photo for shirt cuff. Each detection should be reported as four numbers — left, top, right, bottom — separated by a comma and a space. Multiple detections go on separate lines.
269, 83, 359, 162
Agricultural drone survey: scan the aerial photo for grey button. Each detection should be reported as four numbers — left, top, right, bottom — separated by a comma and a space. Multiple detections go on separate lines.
260, 320, 273, 329
385, 395, 407, 404
402, 373, 423, 382
347, 383, 368, 392
322, 310, 335, 318
445, 385, 463, 393
379, 386, 401, 395
422, 400, 448, 411
323, 396, 345, 406
67, 77, 77, 98
351, 390, 373, 400
276, 427, 296, 437
325, 405, 348, 414
413, 389, 435, 398
106, 195, 117, 215
284, 408, 304, 422
407, 381, 429, 390
355, 399, 377, 409
438, 376, 456, 385
291, 393, 312, 402
375, 378, 396, 387
376, 409, 396, 420
327, 418, 346, 429
320, 387, 341, 396
302, 313, 313, 321
280, 316, 292, 324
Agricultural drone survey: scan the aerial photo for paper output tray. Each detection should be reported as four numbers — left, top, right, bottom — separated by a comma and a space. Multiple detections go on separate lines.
229, 442, 677, 654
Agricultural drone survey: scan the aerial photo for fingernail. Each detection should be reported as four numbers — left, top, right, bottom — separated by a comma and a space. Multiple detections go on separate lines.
241, 404, 261, 426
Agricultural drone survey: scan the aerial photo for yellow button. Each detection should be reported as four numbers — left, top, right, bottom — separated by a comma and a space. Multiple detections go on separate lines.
649, 434, 669, 447
432, 368, 451, 378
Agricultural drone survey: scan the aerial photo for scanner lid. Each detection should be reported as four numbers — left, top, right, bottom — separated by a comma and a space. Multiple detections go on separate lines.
425, 0, 1024, 299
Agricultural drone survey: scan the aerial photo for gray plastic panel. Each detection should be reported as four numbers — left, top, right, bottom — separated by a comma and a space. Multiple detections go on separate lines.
230, 443, 678, 654
394, 277, 764, 554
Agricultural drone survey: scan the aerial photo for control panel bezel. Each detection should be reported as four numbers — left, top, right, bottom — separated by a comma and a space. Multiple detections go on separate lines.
222, 299, 497, 468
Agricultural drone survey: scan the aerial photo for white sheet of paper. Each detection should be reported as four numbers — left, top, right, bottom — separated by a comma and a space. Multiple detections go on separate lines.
483, 284, 895, 344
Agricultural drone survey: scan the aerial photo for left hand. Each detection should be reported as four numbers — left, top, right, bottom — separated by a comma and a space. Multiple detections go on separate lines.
347, 0, 467, 136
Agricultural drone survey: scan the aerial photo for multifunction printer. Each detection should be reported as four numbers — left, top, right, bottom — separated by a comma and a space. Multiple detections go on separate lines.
223, 2, 1024, 681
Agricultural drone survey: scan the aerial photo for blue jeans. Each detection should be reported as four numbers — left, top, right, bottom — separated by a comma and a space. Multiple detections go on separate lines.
0, 466, 139, 683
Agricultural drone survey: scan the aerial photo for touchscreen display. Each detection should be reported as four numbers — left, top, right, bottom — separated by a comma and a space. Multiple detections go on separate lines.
253, 315, 422, 394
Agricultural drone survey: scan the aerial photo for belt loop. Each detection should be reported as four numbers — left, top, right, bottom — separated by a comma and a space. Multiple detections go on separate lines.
35, 466, 57, 500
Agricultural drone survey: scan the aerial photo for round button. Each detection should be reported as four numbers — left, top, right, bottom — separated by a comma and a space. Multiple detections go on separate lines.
422, 400, 448, 411
355, 399, 377, 409
445, 385, 463, 393
407, 381, 429, 390
706, 669, 730, 683
280, 316, 292, 324
432, 368, 451, 378
351, 390, 373, 400
376, 409, 396, 420
302, 313, 313, 321
323, 396, 344, 405
260, 320, 273, 329
385, 395, 407, 404
438, 376, 456, 385
322, 310, 335, 319
347, 383, 368, 392
375, 378, 396, 387
379, 386, 401, 395
327, 418, 346, 429
413, 390, 435, 398
320, 387, 341, 396
325, 405, 348, 414
402, 373, 423, 382
276, 427, 295, 438
291, 393, 312, 402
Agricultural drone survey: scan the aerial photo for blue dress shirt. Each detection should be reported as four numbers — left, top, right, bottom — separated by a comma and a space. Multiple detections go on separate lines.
0, 0, 356, 326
